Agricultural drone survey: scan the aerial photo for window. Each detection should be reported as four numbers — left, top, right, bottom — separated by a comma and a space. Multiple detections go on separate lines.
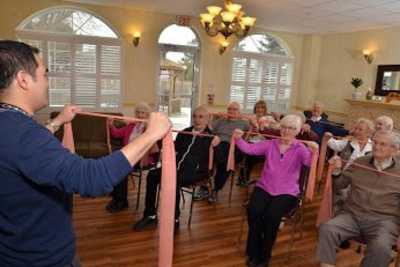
230, 34, 293, 113
157, 24, 200, 130
17, 7, 121, 109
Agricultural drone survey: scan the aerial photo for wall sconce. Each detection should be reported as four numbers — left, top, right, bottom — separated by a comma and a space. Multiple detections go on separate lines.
219, 41, 229, 55
363, 49, 374, 64
132, 32, 141, 47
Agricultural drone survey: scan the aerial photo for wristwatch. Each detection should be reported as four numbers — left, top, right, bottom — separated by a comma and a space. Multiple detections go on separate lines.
46, 120, 61, 132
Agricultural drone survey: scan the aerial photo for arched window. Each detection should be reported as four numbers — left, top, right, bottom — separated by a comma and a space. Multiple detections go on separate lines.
230, 33, 294, 113
157, 24, 200, 130
16, 7, 122, 109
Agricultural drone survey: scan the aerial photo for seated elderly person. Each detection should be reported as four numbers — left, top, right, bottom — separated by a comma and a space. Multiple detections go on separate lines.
304, 101, 329, 122
327, 117, 374, 249
208, 101, 250, 202
106, 102, 151, 213
375, 115, 394, 131
239, 112, 318, 185
133, 106, 214, 230
233, 114, 318, 267
328, 118, 374, 210
303, 101, 348, 142
317, 130, 400, 267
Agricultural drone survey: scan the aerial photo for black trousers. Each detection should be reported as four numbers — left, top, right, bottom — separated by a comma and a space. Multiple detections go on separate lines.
111, 164, 141, 203
111, 176, 128, 203
214, 141, 243, 191
246, 187, 297, 264
143, 167, 206, 219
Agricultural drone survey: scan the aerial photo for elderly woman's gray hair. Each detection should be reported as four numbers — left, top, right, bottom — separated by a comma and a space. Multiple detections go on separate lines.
375, 116, 394, 131
374, 130, 400, 150
280, 114, 302, 134
135, 102, 151, 113
356, 117, 375, 134
193, 105, 209, 116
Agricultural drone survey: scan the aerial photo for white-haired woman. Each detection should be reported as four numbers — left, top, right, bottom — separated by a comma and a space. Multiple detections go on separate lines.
328, 118, 374, 169
233, 114, 318, 267
106, 102, 152, 213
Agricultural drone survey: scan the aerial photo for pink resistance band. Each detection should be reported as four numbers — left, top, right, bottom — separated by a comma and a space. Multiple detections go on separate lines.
61, 111, 177, 267
61, 111, 217, 267
226, 132, 319, 201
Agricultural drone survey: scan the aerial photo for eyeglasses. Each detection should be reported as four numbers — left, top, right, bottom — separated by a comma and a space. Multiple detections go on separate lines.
280, 125, 297, 131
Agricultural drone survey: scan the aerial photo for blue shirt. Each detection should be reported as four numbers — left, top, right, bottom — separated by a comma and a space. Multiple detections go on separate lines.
0, 109, 132, 267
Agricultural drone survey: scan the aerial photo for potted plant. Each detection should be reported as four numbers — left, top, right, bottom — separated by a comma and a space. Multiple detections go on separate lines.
351, 77, 363, 100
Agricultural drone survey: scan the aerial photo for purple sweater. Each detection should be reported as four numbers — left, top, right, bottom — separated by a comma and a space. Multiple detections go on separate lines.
236, 138, 312, 197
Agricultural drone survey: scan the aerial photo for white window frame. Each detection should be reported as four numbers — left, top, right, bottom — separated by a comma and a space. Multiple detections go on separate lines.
15, 6, 123, 113
230, 34, 294, 114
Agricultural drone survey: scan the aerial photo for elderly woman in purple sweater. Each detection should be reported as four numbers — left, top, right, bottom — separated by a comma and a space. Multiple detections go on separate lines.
233, 114, 318, 267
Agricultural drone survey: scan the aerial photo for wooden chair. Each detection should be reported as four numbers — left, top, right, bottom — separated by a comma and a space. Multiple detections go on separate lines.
236, 165, 310, 260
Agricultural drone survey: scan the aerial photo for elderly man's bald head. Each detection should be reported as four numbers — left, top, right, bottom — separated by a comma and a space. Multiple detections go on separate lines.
372, 130, 400, 160
227, 101, 241, 119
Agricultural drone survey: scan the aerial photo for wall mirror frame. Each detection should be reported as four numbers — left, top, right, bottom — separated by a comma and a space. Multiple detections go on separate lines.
375, 64, 400, 96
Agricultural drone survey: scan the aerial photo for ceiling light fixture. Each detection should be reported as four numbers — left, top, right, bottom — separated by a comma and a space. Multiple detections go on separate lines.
200, 0, 256, 40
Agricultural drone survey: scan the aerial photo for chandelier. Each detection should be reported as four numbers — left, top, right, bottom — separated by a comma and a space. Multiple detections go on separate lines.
200, 0, 256, 40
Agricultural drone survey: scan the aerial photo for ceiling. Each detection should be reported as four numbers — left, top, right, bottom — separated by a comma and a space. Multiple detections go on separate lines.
65, 0, 400, 34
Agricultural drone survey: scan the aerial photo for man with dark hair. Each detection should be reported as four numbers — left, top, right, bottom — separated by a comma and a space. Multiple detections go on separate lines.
0, 40, 171, 267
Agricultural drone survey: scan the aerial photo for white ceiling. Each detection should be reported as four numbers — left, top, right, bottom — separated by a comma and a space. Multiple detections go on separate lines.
66, 0, 400, 34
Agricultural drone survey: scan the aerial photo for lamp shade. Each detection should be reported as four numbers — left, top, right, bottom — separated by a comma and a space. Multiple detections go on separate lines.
207, 6, 222, 16
221, 11, 235, 23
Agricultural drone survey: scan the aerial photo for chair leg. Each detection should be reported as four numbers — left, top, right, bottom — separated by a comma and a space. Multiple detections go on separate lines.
287, 216, 299, 261
181, 189, 186, 205
229, 171, 234, 202
136, 171, 142, 210
237, 206, 247, 250
299, 206, 305, 239
188, 188, 195, 227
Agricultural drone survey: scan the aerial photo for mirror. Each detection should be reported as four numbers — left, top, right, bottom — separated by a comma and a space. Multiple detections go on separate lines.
375, 65, 400, 96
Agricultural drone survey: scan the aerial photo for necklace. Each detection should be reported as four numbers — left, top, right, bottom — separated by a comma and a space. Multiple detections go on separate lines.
0, 103, 31, 117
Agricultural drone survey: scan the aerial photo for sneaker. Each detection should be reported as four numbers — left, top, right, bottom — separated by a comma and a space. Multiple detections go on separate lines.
208, 191, 218, 203
105, 200, 128, 213
132, 215, 157, 231
193, 187, 209, 201
339, 240, 351, 249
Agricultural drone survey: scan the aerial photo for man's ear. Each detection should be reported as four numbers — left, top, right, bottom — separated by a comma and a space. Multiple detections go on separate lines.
15, 70, 31, 91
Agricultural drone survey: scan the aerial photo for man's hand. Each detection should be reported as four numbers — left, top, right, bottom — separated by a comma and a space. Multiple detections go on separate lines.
53, 104, 82, 125
144, 112, 171, 141
301, 123, 311, 134
211, 136, 221, 147
233, 129, 244, 140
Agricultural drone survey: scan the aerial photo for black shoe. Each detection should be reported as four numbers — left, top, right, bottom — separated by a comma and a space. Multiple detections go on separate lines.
105, 200, 128, 213
339, 240, 351, 249
193, 187, 209, 201
246, 259, 267, 267
132, 215, 158, 231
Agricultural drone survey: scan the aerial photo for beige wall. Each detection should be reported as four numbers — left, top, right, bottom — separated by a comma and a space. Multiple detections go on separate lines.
0, 0, 310, 116
317, 27, 400, 119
